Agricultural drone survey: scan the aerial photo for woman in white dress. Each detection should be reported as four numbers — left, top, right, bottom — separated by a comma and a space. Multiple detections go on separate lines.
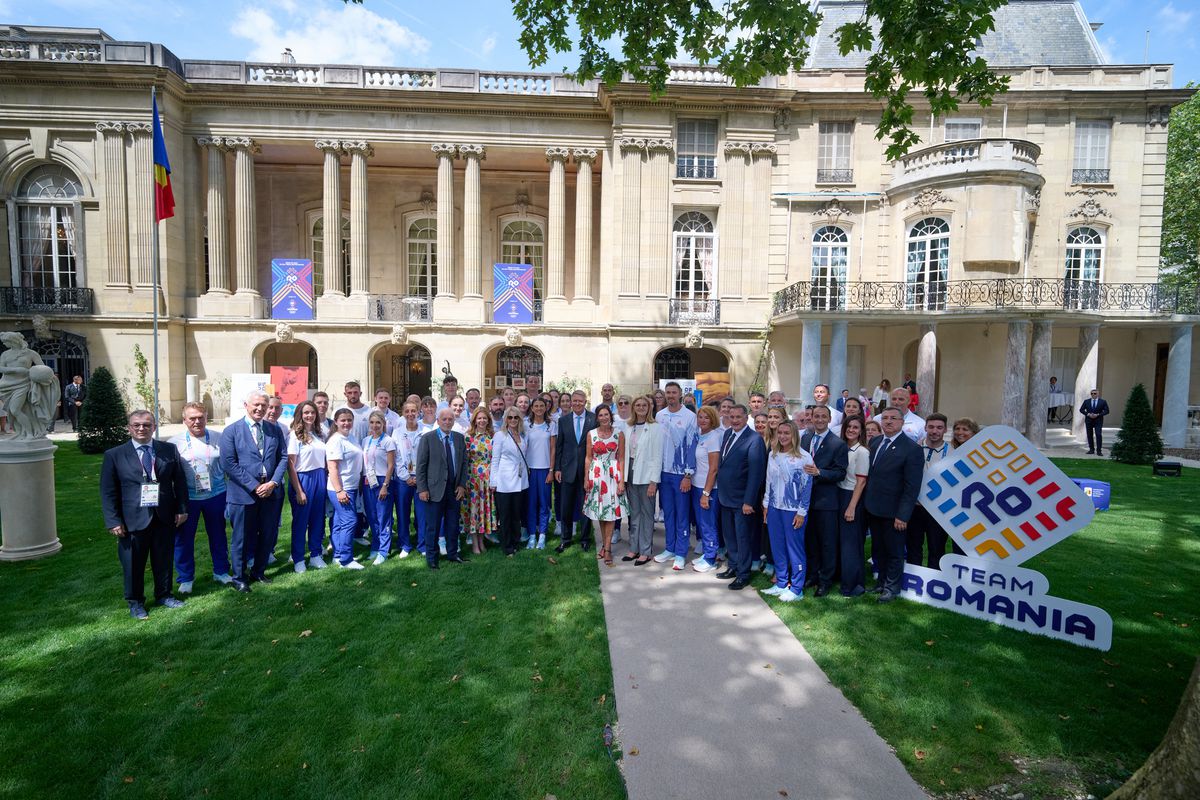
583, 405, 627, 566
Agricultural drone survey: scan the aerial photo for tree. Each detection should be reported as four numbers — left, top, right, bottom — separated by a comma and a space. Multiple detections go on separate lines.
1161, 85, 1200, 287
1109, 383, 1163, 465
77, 366, 129, 454
511, 0, 1009, 158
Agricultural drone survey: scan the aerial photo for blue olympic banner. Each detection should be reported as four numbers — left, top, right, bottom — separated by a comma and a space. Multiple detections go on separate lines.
493, 263, 534, 324
271, 258, 314, 320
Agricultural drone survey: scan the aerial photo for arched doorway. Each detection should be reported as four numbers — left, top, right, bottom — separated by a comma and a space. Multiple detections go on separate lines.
262, 341, 318, 390
652, 346, 729, 383
372, 343, 431, 400
11, 330, 89, 421
485, 345, 543, 394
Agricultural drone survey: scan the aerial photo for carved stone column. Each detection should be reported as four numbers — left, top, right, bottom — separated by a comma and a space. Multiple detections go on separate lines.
344, 141, 372, 296
1072, 324, 1100, 444
829, 320, 849, 405
572, 148, 596, 303
545, 147, 570, 305
720, 142, 750, 298
800, 320, 822, 399
315, 140, 344, 296
1026, 319, 1053, 447
1163, 324, 1194, 448
460, 144, 485, 299
126, 122, 154, 287
643, 139, 674, 297
197, 138, 230, 295
433, 144, 457, 298
916, 323, 938, 418
748, 144, 777, 297
1001, 319, 1030, 432
228, 137, 260, 299
97, 123, 130, 287
617, 138, 645, 295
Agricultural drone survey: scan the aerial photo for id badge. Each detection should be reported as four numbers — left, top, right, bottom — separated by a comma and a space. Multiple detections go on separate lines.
366, 468, 379, 489
195, 463, 212, 492
140, 482, 160, 508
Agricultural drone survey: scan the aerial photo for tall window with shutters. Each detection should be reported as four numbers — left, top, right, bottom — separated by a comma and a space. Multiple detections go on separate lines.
1072, 121, 1111, 184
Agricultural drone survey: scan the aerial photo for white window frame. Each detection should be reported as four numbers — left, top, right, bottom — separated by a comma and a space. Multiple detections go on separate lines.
500, 218, 546, 302
405, 216, 437, 298
12, 164, 85, 290
672, 211, 717, 303
905, 217, 950, 311
944, 118, 982, 142
810, 225, 849, 310
676, 119, 718, 179
307, 210, 351, 297
1064, 225, 1104, 310
1072, 120, 1111, 182
817, 121, 854, 182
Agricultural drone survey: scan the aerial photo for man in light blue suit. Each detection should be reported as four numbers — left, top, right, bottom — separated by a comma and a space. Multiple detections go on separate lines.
219, 390, 287, 592
715, 404, 767, 591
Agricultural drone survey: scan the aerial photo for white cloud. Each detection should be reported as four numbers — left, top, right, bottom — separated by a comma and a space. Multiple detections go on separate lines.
480, 34, 497, 57
1157, 2, 1193, 29
1096, 35, 1124, 64
231, 3, 430, 66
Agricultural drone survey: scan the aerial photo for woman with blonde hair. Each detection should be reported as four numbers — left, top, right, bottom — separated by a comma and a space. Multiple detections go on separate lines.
361, 410, 397, 565
490, 406, 530, 556
951, 417, 981, 448
463, 406, 498, 555
763, 421, 813, 602
690, 405, 722, 572
621, 395, 662, 565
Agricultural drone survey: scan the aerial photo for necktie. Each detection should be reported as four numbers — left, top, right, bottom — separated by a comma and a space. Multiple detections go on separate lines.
138, 445, 153, 479
444, 433, 454, 483
721, 428, 736, 458
575, 415, 583, 442
812, 434, 823, 454
873, 437, 891, 466
252, 422, 263, 454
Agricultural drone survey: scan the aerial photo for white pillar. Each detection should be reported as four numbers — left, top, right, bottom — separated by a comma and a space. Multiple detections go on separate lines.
1002, 319, 1030, 432
432, 143, 457, 298
618, 138, 645, 295
916, 323, 938, 417
1073, 324, 1100, 443
315, 140, 344, 296
572, 148, 596, 302
199, 137, 230, 294
1026, 319, 1053, 447
460, 144, 485, 298
98, 122, 130, 287
829, 320, 848, 401
0, 440, 62, 561
720, 143, 749, 298
345, 141, 372, 296
1163, 324, 1193, 448
747, 144, 777, 297
800, 320, 823, 399
546, 146, 569, 302
229, 137, 260, 297
128, 122, 154, 287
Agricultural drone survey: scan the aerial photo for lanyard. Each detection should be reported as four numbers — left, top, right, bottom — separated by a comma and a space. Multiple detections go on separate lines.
926, 442, 947, 463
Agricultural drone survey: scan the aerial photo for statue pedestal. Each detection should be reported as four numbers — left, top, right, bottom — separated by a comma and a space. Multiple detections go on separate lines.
0, 437, 62, 561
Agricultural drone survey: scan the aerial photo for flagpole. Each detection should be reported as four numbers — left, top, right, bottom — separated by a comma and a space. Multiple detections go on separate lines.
151, 86, 161, 432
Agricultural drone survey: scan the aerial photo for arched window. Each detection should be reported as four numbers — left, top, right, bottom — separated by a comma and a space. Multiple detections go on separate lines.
1064, 226, 1103, 310
407, 218, 437, 297
16, 164, 82, 290
810, 226, 848, 311
497, 346, 542, 384
501, 221, 545, 307
905, 217, 949, 311
310, 215, 350, 297
673, 212, 715, 306
654, 347, 692, 383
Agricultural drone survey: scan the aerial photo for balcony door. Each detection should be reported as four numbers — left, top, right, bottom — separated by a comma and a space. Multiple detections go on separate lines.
673, 212, 715, 316
905, 217, 949, 311
14, 164, 82, 291
811, 226, 848, 310
1064, 226, 1103, 310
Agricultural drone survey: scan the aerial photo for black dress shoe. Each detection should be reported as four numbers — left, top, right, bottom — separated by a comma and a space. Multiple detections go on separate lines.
580, 541, 593, 552
230, 579, 251, 593
446, 555, 467, 563
428, 562, 440, 570
716, 569, 737, 580
814, 584, 830, 598
621, 554, 636, 562
1086, 449, 1094, 455
878, 590, 896, 603
729, 577, 750, 590
251, 574, 273, 585
555, 541, 573, 554
842, 586, 866, 597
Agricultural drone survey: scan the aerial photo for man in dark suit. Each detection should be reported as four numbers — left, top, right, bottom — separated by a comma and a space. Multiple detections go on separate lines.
1079, 388, 1110, 456
416, 407, 469, 569
219, 390, 287, 592
100, 410, 189, 619
63, 375, 85, 432
715, 404, 767, 590
800, 405, 848, 596
864, 406, 924, 603
554, 389, 597, 552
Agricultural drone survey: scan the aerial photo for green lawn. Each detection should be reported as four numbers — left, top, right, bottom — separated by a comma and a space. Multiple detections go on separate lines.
762, 458, 1200, 797
0, 449, 625, 800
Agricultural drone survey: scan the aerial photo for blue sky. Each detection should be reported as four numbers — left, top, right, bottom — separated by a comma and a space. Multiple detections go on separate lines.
2, 0, 1196, 86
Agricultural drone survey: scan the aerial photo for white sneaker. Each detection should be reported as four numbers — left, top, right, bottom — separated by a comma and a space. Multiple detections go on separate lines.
672, 556, 685, 571
692, 558, 716, 573
778, 589, 802, 602
527, 536, 536, 550
308, 555, 328, 569
372, 554, 386, 566
212, 572, 233, 585
337, 559, 365, 570
761, 585, 784, 596
294, 561, 307, 574
536, 534, 546, 550
398, 549, 411, 559
178, 581, 193, 594
652, 550, 673, 563
438, 538, 448, 556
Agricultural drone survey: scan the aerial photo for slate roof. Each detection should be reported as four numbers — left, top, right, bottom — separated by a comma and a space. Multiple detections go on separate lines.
806, 0, 1106, 68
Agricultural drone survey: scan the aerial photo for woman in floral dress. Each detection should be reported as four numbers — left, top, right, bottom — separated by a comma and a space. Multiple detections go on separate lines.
584, 405, 627, 566
462, 406, 497, 555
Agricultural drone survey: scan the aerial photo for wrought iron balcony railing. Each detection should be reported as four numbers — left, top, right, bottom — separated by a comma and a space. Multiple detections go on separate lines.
676, 161, 717, 180
816, 168, 854, 184
0, 286, 95, 315
1072, 168, 1111, 184
669, 298, 721, 325
772, 278, 1200, 317
368, 294, 432, 322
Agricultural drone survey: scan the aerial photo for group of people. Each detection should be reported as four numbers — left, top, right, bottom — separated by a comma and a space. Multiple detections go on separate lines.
100, 367, 1091, 619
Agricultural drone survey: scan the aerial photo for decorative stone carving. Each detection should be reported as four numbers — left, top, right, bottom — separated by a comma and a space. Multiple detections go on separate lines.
545, 146, 570, 162
1025, 187, 1042, 214
224, 136, 261, 154
505, 326, 523, 347
419, 189, 435, 213
1067, 198, 1111, 222
515, 191, 529, 215
197, 135, 227, 149
95, 121, 126, 134
617, 137, 647, 153
774, 108, 792, 131
723, 141, 753, 156
750, 143, 778, 160
0, 331, 60, 441
1148, 105, 1172, 128
645, 138, 675, 154
431, 143, 458, 158
390, 324, 408, 345
684, 325, 703, 350
1065, 187, 1116, 198
341, 140, 373, 158
30, 315, 50, 341
458, 143, 486, 160
274, 322, 294, 344
572, 147, 598, 165
909, 188, 951, 213
813, 198, 852, 222
124, 122, 152, 135
314, 139, 343, 153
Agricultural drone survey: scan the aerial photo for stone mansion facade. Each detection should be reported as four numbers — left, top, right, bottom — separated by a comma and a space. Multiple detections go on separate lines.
0, 1, 1197, 446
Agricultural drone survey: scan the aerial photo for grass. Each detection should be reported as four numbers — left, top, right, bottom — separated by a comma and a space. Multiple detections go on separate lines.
0, 448, 626, 800
760, 458, 1200, 797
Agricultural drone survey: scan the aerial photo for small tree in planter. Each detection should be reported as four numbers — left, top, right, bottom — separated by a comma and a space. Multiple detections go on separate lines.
1110, 383, 1164, 465
77, 366, 129, 454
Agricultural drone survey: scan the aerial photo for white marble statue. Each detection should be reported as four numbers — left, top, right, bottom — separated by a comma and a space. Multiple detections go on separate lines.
0, 331, 60, 440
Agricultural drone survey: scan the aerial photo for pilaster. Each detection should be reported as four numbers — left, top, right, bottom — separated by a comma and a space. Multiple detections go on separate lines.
721, 142, 750, 298
643, 138, 673, 297
126, 122, 154, 287
96, 122, 130, 287
617, 138, 645, 296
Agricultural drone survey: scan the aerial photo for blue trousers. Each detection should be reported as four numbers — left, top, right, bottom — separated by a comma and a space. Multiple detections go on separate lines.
719, 500, 757, 580
690, 486, 720, 561
289, 469, 327, 563
527, 468, 552, 536
363, 479, 394, 555
229, 497, 275, 580
392, 479, 417, 553
174, 492, 230, 582
425, 491, 461, 566
767, 505, 807, 592
659, 472, 691, 557
327, 488, 359, 565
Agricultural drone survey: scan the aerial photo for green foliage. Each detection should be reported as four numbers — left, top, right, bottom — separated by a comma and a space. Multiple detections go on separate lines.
76, 366, 128, 454
511, 0, 1009, 158
1162, 85, 1200, 286
131, 344, 155, 413
547, 373, 593, 397
1111, 383, 1164, 465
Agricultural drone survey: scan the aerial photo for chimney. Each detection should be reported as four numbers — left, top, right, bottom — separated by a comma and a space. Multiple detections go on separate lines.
281, 47, 296, 64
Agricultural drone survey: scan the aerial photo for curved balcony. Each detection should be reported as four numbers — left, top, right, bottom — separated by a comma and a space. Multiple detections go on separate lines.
889, 138, 1042, 194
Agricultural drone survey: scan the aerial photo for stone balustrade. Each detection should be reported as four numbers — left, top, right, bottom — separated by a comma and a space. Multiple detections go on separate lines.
890, 138, 1042, 193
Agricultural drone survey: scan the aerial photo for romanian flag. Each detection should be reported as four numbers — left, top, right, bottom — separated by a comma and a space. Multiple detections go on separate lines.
151, 93, 175, 222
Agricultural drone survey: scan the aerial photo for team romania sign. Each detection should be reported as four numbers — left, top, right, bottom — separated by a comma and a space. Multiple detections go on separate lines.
900, 425, 1113, 650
